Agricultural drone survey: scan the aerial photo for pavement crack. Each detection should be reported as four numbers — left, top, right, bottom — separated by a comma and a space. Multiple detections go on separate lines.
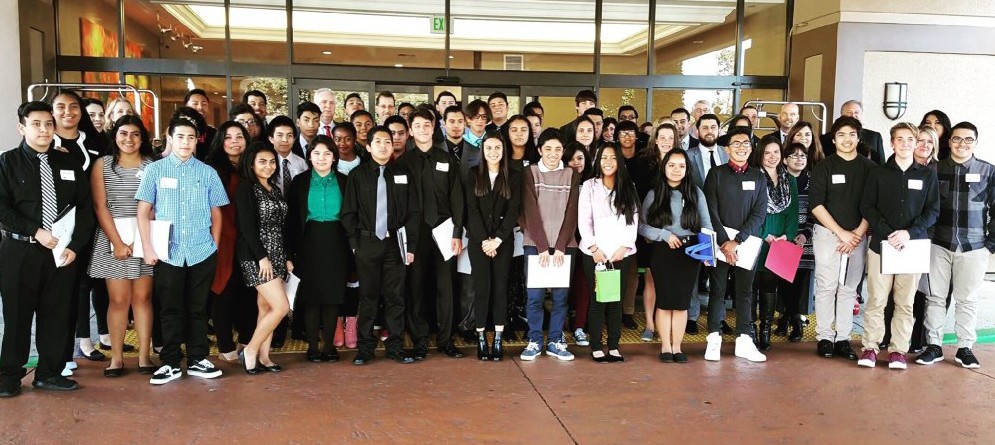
512, 359, 579, 445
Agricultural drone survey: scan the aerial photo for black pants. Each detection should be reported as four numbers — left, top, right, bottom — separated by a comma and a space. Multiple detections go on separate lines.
355, 235, 406, 353
154, 254, 217, 367
210, 272, 255, 354
75, 279, 109, 339
0, 239, 76, 380
405, 224, 455, 348
305, 303, 340, 353
456, 272, 475, 333
468, 238, 512, 329
708, 262, 756, 335
582, 255, 629, 350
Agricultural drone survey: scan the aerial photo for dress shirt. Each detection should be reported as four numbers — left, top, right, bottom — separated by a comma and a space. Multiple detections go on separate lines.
463, 129, 484, 149
307, 170, 343, 222
276, 152, 308, 193
341, 160, 421, 252
398, 146, 464, 237
860, 158, 940, 255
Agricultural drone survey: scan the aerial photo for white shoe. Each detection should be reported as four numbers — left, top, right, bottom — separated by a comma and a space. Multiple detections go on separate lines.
65, 360, 78, 371
61, 363, 74, 377
735, 334, 767, 362
573, 328, 589, 346
704, 332, 722, 361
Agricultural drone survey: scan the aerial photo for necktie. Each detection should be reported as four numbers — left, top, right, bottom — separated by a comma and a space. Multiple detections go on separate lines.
421, 154, 439, 225
375, 166, 388, 240
709, 149, 718, 168
38, 153, 57, 230
323, 125, 331, 137
282, 158, 292, 195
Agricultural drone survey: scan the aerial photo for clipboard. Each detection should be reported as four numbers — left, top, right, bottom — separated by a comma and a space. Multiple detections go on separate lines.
712, 226, 763, 270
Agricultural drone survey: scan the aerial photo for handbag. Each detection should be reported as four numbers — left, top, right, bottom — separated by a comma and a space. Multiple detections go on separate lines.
594, 262, 621, 303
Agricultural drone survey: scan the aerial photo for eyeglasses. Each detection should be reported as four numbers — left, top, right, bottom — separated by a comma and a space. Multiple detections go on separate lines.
727, 141, 752, 149
787, 153, 807, 160
618, 131, 637, 138
234, 119, 257, 128
470, 113, 488, 121
950, 136, 977, 145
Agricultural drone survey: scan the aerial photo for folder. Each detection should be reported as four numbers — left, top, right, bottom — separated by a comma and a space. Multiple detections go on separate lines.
51, 206, 76, 267
397, 227, 409, 265
513, 227, 525, 257
284, 272, 300, 311
526, 254, 572, 288
456, 235, 472, 274
765, 239, 803, 282
111, 217, 137, 248
430, 217, 458, 261
133, 220, 171, 260
838, 254, 849, 286
687, 229, 717, 264
593, 215, 628, 256
880, 239, 931, 275
712, 226, 763, 270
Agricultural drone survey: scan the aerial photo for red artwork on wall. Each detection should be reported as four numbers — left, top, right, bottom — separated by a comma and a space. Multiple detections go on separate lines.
79, 18, 155, 134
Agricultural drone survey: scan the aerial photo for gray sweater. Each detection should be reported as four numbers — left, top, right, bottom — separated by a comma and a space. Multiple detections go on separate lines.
638, 187, 713, 241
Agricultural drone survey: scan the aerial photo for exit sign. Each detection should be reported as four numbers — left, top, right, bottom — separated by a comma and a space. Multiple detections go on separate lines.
431, 15, 450, 34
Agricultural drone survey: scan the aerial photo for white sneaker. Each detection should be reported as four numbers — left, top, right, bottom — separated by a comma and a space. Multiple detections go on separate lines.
65, 361, 78, 371
704, 332, 722, 361
573, 328, 589, 346
61, 363, 74, 377
734, 334, 767, 362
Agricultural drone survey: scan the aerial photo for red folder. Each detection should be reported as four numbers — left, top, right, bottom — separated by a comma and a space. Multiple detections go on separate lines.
765, 240, 803, 282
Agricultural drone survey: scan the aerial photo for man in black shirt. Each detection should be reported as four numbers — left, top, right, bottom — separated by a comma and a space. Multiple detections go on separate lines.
859, 122, 939, 370
485, 92, 510, 134
342, 126, 421, 365
809, 116, 876, 361
0, 102, 95, 396
702, 127, 768, 363
398, 109, 466, 359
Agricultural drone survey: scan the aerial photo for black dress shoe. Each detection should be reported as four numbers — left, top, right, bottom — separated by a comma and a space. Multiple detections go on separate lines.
592, 352, 610, 363
138, 364, 158, 375
239, 351, 264, 375
817, 339, 834, 358
32, 376, 79, 391
321, 349, 340, 363
386, 350, 415, 364
658, 352, 674, 363
621, 314, 638, 330
353, 351, 374, 365
411, 347, 428, 361
0, 378, 22, 398
80, 349, 106, 362
607, 352, 625, 363
673, 353, 688, 363
685, 320, 699, 335
477, 332, 490, 361
104, 366, 125, 378
491, 333, 504, 362
834, 340, 858, 361
438, 343, 464, 358
307, 349, 323, 363
259, 363, 283, 373
99, 342, 136, 353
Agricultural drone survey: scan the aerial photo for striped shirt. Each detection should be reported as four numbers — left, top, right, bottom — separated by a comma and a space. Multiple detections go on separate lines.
135, 152, 230, 267
932, 156, 995, 253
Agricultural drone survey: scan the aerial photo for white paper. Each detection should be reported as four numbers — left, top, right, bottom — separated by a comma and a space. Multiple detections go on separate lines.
593, 215, 628, 256
838, 253, 849, 286
397, 227, 409, 265
133, 220, 171, 260
513, 227, 525, 257
712, 226, 763, 270
111, 217, 137, 249
51, 207, 76, 267
456, 235, 472, 274
526, 254, 572, 288
284, 272, 300, 311
880, 239, 931, 275
430, 217, 457, 261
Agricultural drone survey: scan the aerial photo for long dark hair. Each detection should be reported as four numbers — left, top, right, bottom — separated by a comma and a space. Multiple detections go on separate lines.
475, 132, 511, 199
784, 121, 824, 168
107, 115, 156, 174
591, 145, 639, 225
638, 123, 677, 164
207, 120, 251, 181
921, 110, 952, 157
562, 141, 592, 180
501, 114, 538, 164
52, 90, 102, 143
239, 141, 279, 188
647, 149, 701, 232
751, 133, 782, 169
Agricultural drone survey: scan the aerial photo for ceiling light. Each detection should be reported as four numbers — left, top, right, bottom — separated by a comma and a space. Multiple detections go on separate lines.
212, 91, 218, 95
448, 56, 455, 59
394, 63, 404, 68
322, 50, 332, 55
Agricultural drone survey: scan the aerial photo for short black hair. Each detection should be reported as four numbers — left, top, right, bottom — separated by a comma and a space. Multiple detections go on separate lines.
350, 109, 374, 123
575, 89, 597, 106
695, 113, 720, 130
671, 108, 691, 120
184, 88, 209, 104
951, 121, 979, 138
267, 115, 296, 139
228, 103, 256, 121
344, 92, 363, 109
443, 105, 464, 122
523, 101, 543, 116
538, 127, 563, 148
830, 116, 862, 136
398, 102, 416, 114
243, 90, 267, 105
617, 105, 638, 119
296, 101, 321, 119
409, 108, 436, 125
18, 101, 53, 124
167, 116, 199, 136
616, 119, 638, 134
721, 126, 753, 146
583, 108, 604, 118
383, 115, 408, 131
333, 121, 358, 138
435, 91, 457, 104
487, 92, 508, 104
367, 125, 393, 143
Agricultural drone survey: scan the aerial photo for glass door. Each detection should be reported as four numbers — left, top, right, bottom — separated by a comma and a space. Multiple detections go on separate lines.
291, 79, 375, 123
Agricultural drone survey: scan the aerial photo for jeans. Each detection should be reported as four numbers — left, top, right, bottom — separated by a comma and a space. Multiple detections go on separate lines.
523, 246, 572, 344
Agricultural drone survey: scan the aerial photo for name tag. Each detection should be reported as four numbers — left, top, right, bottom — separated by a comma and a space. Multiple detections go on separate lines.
59, 170, 75, 181
395, 175, 408, 184
436, 162, 450, 172
523, 161, 530, 167
136, 169, 145, 180
742, 181, 756, 191
908, 179, 923, 190
87, 149, 100, 155
160, 177, 178, 189
832, 174, 846, 184
966, 173, 981, 183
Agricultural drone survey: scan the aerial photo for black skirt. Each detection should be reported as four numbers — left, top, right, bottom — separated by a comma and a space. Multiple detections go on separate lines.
297, 221, 348, 305
649, 240, 701, 310
635, 237, 653, 268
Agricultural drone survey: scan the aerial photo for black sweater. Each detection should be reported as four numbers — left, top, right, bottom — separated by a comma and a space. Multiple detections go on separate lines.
809, 153, 877, 231
860, 158, 940, 254
703, 164, 768, 245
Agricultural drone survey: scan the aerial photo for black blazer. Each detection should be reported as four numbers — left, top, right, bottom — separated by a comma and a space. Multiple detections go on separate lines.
820, 128, 886, 165
464, 168, 522, 243
233, 181, 286, 264
285, 168, 348, 259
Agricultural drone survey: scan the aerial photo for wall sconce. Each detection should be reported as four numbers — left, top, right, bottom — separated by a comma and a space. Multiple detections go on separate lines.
883, 82, 908, 120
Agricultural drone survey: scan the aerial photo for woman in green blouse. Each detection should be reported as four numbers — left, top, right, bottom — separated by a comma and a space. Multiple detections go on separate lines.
287, 135, 350, 363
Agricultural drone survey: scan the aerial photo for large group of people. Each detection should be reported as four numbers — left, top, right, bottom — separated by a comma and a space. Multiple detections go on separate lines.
0, 86, 989, 398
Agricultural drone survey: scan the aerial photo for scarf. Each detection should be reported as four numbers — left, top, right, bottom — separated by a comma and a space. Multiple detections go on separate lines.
765, 164, 792, 214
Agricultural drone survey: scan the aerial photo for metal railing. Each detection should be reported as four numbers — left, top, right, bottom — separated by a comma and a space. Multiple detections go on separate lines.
27, 83, 161, 140
740, 100, 828, 136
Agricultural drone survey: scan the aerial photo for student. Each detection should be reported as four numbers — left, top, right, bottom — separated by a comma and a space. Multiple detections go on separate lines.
332, 122, 363, 175
486, 92, 510, 133
385, 115, 410, 160
617, 105, 649, 149
601, 117, 617, 146
558, 90, 598, 140
0, 101, 95, 397
184, 89, 217, 155
234, 143, 292, 374
435, 91, 458, 125
398, 109, 465, 359
287, 136, 349, 363
350, 110, 375, 150
464, 99, 489, 149
639, 149, 712, 363
135, 117, 230, 385
170, 107, 211, 161
859, 122, 939, 370
583, 108, 605, 148
82, 98, 106, 133
294, 101, 322, 158
88, 115, 157, 377
344, 93, 365, 120
519, 132, 580, 362
613, 119, 642, 331
268, 116, 308, 195
809, 116, 875, 361
465, 133, 522, 361
341, 126, 420, 365
578, 145, 639, 362
563, 141, 593, 345
917, 122, 992, 369
503, 114, 539, 170
702, 127, 768, 363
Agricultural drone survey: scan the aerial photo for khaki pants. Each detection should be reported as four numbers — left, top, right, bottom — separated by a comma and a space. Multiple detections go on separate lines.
812, 224, 866, 342
862, 250, 921, 353
925, 246, 989, 349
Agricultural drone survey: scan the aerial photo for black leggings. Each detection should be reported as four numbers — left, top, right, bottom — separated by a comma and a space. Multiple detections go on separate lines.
305, 303, 340, 353
582, 255, 630, 350
469, 239, 512, 329
210, 273, 254, 354
75, 278, 109, 339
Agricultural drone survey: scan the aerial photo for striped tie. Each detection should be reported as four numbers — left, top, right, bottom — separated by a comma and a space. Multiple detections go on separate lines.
38, 153, 58, 230
282, 158, 292, 195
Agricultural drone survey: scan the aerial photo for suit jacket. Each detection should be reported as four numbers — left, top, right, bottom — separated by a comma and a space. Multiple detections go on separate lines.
820, 128, 886, 165
686, 145, 728, 190
285, 168, 348, 259
465, 168, 522, 243
456, 140, 481, 182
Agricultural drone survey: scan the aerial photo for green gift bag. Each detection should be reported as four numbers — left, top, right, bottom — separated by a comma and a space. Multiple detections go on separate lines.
595, 262, 621, 303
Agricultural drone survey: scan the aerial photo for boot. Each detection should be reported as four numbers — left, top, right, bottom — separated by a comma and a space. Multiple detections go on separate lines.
774, 315, 788, 337
333, 317, 345, 348
788, 315, 803, 342
477, 331, 490, 361
491, 332, 504, 361
757, 292, 775, 351
343, 317, 358, 349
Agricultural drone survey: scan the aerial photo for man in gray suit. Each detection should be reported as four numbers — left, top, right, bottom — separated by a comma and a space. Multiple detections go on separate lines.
686, 113, 729, 190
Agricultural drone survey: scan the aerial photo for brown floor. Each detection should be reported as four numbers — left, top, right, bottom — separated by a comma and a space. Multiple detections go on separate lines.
2, 342, 994, 444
